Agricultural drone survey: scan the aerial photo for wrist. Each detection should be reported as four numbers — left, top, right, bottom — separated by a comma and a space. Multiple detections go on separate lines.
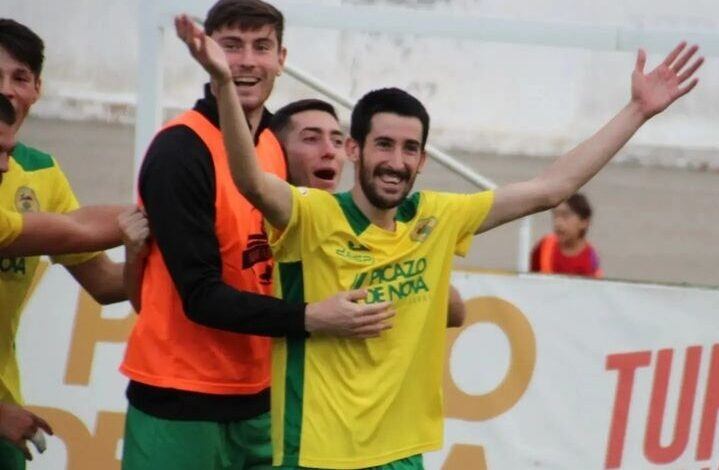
625, 100, 651, 124
304, 303, 317, 333
211, 76, 233, 92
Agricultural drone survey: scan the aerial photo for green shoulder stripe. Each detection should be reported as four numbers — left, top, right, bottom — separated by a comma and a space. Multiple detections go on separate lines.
11, 142, 55, 172
334, 191, 370, 236
396, 192, 421, 222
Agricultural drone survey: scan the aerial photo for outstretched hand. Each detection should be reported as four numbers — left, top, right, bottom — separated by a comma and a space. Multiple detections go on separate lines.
631, 42, 703, 119
175, 14, 231, 83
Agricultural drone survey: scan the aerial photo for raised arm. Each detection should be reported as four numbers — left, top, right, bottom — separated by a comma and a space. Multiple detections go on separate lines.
1, 205, 125, 257
478, 42, 703, 233
175, 14, 293, 230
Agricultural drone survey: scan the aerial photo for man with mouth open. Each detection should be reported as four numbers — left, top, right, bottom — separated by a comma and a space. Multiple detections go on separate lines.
178, 10, 703, 468
120, 1, 394, 469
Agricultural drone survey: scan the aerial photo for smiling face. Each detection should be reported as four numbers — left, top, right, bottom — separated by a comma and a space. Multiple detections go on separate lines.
211, 24, 286, 115
0, 46, 41, 131
283, 109, 346, 191
348, 112, 426, 209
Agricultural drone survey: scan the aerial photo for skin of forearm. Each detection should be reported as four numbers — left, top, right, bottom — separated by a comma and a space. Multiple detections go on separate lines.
68, 205, 127, 248
214, 78, 293, 229
536, 101, 646, 205
214, 79, 266, 202
68, 256, 127, 304
124, 257, 144, 312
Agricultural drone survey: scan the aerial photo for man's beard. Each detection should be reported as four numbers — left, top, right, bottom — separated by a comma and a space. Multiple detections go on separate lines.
358, 152, 416, 210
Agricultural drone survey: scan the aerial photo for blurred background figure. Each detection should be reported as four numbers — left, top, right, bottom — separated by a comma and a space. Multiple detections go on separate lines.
531, 193, 602, 278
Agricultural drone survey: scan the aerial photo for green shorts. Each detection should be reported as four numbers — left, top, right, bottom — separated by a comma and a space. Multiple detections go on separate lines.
0, 438, 25, 470
276, 454, 423, 470
122, 405, 272, 470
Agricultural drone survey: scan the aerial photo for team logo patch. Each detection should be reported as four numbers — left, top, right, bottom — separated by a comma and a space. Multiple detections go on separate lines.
411, 217, 437, 242
15, 186, 39, 213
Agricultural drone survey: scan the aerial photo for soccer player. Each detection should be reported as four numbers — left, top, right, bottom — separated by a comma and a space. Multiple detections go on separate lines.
180, 14, 702, 467
531, 192, 603, 277
0, 19, 129, 303
120, 3, 393, 469
0, 93, 134, 466
270, 98, 465, 327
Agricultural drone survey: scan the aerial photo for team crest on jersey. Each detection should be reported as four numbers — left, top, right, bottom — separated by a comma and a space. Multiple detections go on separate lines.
15, 186, 39, 213
410, 217, 437, 242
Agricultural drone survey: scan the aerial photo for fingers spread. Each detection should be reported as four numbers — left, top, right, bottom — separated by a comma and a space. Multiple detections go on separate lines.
635, 48, 647, 73
671, 44, 698, 73
676, 77, 699, 99
677, 56, 704, 84
662, 41, 687, 67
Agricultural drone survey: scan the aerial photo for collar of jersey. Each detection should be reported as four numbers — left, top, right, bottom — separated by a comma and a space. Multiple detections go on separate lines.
333, 191, 421, 236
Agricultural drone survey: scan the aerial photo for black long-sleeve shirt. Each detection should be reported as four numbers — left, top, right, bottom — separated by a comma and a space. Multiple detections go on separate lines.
127, 86, 304, 421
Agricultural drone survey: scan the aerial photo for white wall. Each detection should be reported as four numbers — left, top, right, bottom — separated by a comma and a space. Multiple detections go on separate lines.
2, 0, 718, 167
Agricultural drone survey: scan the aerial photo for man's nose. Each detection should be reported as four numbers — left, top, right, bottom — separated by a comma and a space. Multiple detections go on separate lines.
236, 47, 259, 68
321, 137, 337, 159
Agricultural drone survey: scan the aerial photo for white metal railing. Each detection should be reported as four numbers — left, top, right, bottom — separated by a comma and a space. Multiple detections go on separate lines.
136, 0, 719, 272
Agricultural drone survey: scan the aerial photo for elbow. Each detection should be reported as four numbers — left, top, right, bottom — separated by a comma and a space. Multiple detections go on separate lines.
232, 176, 264, 207
536, 181, 573, 212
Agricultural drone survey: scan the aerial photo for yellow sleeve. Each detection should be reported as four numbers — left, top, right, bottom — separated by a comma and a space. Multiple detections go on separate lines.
437, 190, 495, 257
0, 207, 23, 248
266, 185, 325, 263
44, 159, 101, 266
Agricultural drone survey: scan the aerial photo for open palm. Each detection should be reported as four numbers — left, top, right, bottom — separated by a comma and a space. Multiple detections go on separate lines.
631, 42, 703, 119
175, 14, 231, 82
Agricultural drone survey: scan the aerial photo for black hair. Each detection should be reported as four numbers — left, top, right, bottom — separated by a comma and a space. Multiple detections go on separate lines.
565, 193, 592, 220
0, 94, 16, 126
350, 88, 430, 149
205, 0, 284, 47
270, 99, 339, 137
0, 19, 44, 77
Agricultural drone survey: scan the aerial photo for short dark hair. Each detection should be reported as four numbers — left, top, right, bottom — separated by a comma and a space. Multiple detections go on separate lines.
270, 99, 339, 137
0, 94, 16, 126
0, 19, 44, 78
565, 193, 592, 220
350, 88, 430, 149
205, 0, 284, 46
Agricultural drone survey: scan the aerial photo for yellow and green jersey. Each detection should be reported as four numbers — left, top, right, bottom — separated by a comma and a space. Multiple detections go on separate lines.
0, 142, 98, 405
0, 207, 22, 249
268, 186, 494, 469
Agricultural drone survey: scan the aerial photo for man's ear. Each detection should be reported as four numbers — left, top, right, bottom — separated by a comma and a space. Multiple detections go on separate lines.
277, 46, 287, 75
345, 138, 360, 163
417, 150, 427, 173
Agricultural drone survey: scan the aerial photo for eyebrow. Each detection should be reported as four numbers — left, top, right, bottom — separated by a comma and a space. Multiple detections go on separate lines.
300, 127, 343, 135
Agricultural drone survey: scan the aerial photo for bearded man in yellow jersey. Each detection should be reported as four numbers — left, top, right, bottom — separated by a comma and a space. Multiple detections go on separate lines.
178, 15, 703, 468
268, 98, 466, 328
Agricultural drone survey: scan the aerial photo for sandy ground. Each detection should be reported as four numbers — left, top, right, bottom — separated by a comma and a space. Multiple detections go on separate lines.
18, 116, 719, 287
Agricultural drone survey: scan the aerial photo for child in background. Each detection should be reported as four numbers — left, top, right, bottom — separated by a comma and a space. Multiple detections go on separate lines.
531, 193, 603, 278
